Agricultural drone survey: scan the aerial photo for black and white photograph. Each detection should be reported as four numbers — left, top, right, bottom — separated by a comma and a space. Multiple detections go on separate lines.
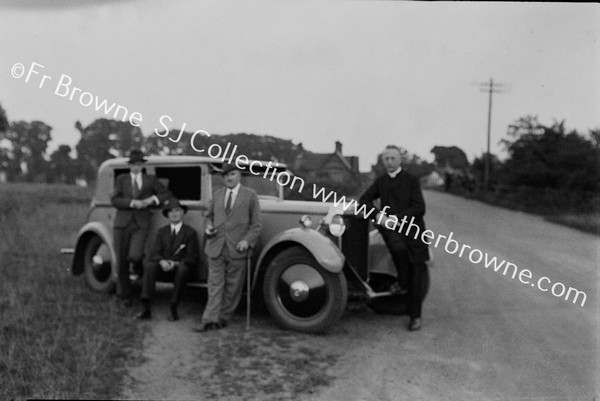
0, 1, 598, 400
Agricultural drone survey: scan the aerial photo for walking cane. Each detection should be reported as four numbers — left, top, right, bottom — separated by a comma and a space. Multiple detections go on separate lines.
245, 247, 252, 331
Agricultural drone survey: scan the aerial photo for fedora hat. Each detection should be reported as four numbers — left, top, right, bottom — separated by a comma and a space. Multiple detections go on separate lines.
162, 198, 188, 217
127, 149, 147, 164
221, 162, 244, 175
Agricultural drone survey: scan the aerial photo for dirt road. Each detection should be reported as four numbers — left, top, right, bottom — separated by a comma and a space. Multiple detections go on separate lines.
122, 191, 599, 400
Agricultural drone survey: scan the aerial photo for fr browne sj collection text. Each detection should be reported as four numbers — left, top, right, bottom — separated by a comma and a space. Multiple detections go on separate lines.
11, 61, 207, 142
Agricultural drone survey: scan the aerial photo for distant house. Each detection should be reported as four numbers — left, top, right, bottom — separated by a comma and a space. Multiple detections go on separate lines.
292, 141, 361, 184
421, 170, 444, 187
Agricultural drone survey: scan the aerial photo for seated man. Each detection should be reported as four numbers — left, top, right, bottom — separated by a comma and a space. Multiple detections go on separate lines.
136, 198, 199, 321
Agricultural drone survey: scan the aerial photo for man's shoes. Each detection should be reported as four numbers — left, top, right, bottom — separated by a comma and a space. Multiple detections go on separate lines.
167, 310, 179, 322
193, 322, 222, 332
408, 317, 422, 331
135, 309, 151, 320
389, 282, 407, 295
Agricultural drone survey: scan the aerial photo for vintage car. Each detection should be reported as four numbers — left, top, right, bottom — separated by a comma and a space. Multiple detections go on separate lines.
63, 155, 429, 333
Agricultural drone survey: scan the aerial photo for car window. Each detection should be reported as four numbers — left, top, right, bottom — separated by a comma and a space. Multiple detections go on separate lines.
155, 166, 202, 201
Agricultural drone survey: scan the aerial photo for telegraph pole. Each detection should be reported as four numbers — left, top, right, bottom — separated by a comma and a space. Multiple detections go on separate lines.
477, 78, 506, 192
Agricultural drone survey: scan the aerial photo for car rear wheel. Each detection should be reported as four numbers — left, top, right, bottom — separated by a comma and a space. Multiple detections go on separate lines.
263, 246, 347, 333
367, 267, 430, 315
83, 235, 116, 293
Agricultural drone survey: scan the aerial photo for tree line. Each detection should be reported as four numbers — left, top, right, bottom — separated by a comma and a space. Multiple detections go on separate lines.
1, 103, 597, 214
0, 105, 306, 184
435, 116, 599, 214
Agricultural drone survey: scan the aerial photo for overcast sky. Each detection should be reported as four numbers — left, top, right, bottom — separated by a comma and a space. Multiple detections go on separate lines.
1, 1, 598, 170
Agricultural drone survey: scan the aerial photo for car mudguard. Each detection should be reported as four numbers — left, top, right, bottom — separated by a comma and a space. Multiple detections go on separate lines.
368, 229, 435, 276
71, 221, 117, 277
256, 227, 346, 274
368, 229, 397, 277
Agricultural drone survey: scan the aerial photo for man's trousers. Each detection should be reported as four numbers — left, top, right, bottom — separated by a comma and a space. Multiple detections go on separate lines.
201, 247, 247, 324
141, 261, 190, 305
379, 228, 428, 318
114, 221, 148, 299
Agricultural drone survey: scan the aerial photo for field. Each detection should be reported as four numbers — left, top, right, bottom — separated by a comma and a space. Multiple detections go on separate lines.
0, 183, 143, 400
0, 183, 341, 400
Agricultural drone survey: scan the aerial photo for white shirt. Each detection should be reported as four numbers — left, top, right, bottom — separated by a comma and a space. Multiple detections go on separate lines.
130, 172, 142, 190
224, 183, 241, 210
170, 222, 183, 236
388, 166, 402, 178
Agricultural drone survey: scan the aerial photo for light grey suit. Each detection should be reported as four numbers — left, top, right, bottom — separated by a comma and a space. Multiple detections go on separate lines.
201, 185, 262, 324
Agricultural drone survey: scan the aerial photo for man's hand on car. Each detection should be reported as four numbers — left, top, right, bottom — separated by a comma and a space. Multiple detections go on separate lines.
375, 212, 398, 227
159, 259, 175, 272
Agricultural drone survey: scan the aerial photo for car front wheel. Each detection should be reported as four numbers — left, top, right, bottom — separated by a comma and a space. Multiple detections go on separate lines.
263, 246, 347, 333
83, 235, 116, 293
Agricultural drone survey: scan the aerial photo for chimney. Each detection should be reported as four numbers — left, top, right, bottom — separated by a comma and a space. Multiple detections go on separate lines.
335, 141, 342, 154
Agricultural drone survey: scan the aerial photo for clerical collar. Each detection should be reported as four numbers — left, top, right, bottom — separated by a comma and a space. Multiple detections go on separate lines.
388, 167, 402, 178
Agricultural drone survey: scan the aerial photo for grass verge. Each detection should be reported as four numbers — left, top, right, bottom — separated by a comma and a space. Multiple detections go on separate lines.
430, 186, 600, 235
545, 213, 600, 235
0, 183, 143, 400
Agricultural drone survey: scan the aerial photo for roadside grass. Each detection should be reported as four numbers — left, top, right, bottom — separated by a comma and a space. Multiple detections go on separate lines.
545, 213, 600, 235
430, 185, 600, 235
0, 183, 143, 400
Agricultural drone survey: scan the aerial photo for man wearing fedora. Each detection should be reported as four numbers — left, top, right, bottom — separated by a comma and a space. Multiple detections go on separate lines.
195, 162, 262, 331
111, 150, 171, 307
136, 198, 199, 321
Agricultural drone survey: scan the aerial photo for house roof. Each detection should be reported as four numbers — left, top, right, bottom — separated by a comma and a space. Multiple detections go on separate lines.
294, 150, 359, 176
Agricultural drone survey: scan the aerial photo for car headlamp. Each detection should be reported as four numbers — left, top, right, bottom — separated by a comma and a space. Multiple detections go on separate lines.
299, 215, 312, 228
328, 214, 345, 237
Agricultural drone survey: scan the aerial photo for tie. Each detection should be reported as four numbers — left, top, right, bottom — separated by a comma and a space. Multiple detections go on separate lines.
132, 176, 140, 198
171, 228, 177, 247
225, 190, 233, 214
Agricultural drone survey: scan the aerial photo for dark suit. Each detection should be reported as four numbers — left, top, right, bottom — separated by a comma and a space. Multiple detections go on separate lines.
111, 172, 171, 298
359, 169, 430, 318
202, 185, 262, 324
141, 223, 199, 304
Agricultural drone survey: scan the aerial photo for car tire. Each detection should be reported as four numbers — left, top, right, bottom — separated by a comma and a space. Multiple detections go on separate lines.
367, 267, 430, 315
83, 235, 116, 293
263, 246, 348, 333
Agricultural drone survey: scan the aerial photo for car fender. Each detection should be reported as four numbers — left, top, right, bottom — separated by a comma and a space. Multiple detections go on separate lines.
368, 229, 397, 277
71, 221, 117, 277
368, 229, 435, 277
257, 228, 346, 274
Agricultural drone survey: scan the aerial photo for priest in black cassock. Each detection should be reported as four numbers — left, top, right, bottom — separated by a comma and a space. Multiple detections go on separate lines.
359, 144, 430, 331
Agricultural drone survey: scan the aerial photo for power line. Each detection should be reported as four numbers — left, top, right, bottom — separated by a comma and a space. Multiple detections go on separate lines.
476, 78, 508, 192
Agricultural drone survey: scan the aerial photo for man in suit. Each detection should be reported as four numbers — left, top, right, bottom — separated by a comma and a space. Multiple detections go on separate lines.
195, 163, 262, 332
136, 198, 199, 321
111, 150, 171, 306
359, 145, 430, 331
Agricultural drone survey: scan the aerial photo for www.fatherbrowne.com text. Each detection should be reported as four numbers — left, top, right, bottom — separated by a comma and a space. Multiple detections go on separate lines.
310, 186, 587, 307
